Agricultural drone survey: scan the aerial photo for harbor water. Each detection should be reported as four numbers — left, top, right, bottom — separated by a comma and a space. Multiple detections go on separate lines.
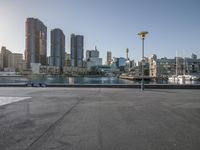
0, 75, 200, 85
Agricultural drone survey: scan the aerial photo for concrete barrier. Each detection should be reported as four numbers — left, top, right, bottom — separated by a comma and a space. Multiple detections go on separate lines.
46, 84, 200, 89
0, 83, 27, 87
0, 83, 200, 89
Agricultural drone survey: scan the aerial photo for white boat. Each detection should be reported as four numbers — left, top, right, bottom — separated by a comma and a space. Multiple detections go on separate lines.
190, 75, 199, 81
180, 57, 199, 81
168, 52, 180, 83
168, 53, 199, 83
168, 75, 178, 81
177, 75, 185, 82
178, 74, 198, 81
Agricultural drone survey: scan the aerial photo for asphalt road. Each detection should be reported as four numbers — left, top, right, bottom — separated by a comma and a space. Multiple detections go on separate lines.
0, 87, 200, 150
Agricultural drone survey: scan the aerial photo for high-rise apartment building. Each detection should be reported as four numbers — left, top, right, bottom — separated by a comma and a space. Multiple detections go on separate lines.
50, 28, 65, 70
107, 51, 112, 65
1, 46, 12, 69
25, 18, 47, 68
70, 34, 84, 67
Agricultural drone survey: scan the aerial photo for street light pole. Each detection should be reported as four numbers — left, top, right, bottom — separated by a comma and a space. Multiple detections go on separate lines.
138, 31, 148, 91
141, 37, 144, 91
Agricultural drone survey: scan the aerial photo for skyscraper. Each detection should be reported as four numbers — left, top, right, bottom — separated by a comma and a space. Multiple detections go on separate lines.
107, 51, 112, 65
25, 18, 47, 68
70, 34, 84, 67
126, 48, 129, 60
50, 28, 65, 70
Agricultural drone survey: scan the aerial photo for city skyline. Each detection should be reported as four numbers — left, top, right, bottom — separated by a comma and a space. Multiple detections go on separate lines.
0, 0, 200, 62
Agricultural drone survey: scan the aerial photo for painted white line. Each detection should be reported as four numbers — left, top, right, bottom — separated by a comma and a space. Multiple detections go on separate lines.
0, 97, 31, 106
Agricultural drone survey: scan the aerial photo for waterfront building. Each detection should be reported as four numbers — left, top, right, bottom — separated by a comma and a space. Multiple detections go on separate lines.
90, 65, 112, 74
106, 51, 112, 65
149, 54, 158, 77
86, 46, 99, 60
0, 47, 23, 72
109, 57, 119, 72
46, 66, 60, 75
21, 60, 27, 71
149, 55, 177, 78
86, 57, 102, 69
116, 57, 126, 71
63, 66, 87, 75
184, 55, 200, 74
125, 59, 131, 72
8, 53, 23, 72
0, 53, 3, 70
50, 28, 65, 71
109, 57, 128, 72
86, 47, 102, 71
30, 62, 61, 75
47, 56, 51, 66
138, 57, 150, 76
149, 53, 200, 78
117, 57, 126, 67
25, 18, 47, 68
31, 63, 41, 74
158, 57, 177, 77
130, 60, 136, 68
39, 65, 60, 75
1, 46, 12, 69
70, 34, 84, 67
65, 53, 71, 67
192, 53, 197, 59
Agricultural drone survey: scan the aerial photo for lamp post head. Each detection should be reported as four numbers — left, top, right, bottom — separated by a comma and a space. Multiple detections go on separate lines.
138, 31, 149, 39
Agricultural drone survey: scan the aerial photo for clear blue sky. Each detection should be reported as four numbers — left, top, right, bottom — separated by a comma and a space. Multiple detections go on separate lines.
0, 0, 200, 63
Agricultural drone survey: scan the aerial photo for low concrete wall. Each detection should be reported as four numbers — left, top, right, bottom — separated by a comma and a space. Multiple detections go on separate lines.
46, 84, 200, 89
1, 83, 200, 89
0, 83, 27, 87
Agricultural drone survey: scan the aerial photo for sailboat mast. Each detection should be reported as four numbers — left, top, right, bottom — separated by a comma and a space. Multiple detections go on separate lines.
183, 57, 186, 75
176, 51, 178, 76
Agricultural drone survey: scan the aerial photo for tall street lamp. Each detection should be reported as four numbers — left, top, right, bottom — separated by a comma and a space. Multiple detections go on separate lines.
138, 31, 149, 91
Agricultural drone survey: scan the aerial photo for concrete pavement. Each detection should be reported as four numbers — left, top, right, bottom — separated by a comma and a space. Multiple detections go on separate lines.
0, 87, 200, 150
